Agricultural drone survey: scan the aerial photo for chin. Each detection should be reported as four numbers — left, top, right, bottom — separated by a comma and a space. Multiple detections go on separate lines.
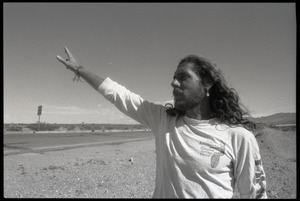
174, 101, 187, 112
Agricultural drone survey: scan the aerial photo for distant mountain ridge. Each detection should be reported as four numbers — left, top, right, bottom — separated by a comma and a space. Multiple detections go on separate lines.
253, 112, 296, 125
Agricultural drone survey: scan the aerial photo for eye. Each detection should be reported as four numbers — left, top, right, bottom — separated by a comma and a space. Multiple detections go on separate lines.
173, 71, 190, 82
177, 74, 188, 81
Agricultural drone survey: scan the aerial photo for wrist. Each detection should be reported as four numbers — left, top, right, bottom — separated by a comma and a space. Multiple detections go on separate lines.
73, 66, 84, 82
76, 65, 84, 72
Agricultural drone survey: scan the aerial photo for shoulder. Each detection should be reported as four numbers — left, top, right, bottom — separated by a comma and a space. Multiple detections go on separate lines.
215, 122, 254, 140
229, 126, 254, 138
228, 125, 260, 154
227, 125, 257, 146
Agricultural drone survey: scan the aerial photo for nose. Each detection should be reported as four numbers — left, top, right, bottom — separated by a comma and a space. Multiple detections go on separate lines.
171, 79, 180, 88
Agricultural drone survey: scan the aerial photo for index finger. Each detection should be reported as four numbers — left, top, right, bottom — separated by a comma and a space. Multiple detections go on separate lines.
64, 47, 76, 62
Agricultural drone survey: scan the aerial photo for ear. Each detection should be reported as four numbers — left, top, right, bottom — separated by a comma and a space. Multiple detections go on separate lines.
204, 82, 213, 91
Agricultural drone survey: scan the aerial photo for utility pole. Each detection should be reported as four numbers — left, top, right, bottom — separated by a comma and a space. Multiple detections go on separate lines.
37, 105, 42, 131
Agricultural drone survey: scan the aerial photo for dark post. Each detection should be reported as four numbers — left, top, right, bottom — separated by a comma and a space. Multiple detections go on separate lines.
37, 105, 42, 131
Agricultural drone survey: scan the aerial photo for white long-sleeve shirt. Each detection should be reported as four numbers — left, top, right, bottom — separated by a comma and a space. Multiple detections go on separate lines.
97, 77, 267, 198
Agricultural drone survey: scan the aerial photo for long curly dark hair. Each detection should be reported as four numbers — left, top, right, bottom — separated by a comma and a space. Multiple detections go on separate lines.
166, 55, 256, 130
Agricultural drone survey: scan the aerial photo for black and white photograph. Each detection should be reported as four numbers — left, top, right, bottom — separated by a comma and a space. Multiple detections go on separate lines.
3, 2, 296, 198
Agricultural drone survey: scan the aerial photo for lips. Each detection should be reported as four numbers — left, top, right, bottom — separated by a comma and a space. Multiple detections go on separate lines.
173, 89, 184, 99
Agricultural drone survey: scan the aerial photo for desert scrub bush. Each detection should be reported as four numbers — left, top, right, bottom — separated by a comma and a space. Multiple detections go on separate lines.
6, 125, 23, 131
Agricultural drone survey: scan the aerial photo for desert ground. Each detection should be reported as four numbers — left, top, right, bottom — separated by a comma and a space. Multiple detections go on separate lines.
254, 127, 296, 199
3, 127, 297, 198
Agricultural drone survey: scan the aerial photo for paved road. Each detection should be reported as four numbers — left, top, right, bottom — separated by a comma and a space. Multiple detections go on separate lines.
4, 131, 154, 156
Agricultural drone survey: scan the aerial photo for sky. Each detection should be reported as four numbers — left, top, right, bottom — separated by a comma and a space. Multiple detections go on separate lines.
4, 3, 296, 124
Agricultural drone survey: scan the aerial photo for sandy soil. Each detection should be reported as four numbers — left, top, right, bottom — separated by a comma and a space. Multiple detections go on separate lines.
3, 127, 296, 198
255, 127, 296, 199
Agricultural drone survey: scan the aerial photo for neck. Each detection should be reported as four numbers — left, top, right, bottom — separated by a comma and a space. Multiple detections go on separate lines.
185, 97, 213, 120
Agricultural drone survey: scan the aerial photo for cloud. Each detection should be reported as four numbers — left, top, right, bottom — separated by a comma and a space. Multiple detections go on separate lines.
4, 114, 11, 122
36, 104, 138, 124
42, 104, 125, 116
41, 104, 97, 115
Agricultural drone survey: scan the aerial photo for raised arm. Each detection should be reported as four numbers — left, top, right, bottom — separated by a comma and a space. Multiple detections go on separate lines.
56, 47, 166, 131
56, 47, 105, 90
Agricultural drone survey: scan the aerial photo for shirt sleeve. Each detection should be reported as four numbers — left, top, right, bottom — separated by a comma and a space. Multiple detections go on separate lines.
97, 77, 166, 133
232, 128, 267, 198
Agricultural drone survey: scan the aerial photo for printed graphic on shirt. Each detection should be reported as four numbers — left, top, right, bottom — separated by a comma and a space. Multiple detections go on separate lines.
199, 141, 226, 168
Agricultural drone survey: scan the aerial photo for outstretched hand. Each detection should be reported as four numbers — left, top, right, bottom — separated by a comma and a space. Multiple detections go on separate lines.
56, 47, 104, 87
56, 47, 81, 73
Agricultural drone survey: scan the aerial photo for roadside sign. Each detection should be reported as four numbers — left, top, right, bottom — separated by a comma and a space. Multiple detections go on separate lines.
37, 105, 42, 116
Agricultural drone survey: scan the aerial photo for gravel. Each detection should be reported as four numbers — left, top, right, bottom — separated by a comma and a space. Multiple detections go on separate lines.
4, 138, 156, 198
4, 127, 296, 198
